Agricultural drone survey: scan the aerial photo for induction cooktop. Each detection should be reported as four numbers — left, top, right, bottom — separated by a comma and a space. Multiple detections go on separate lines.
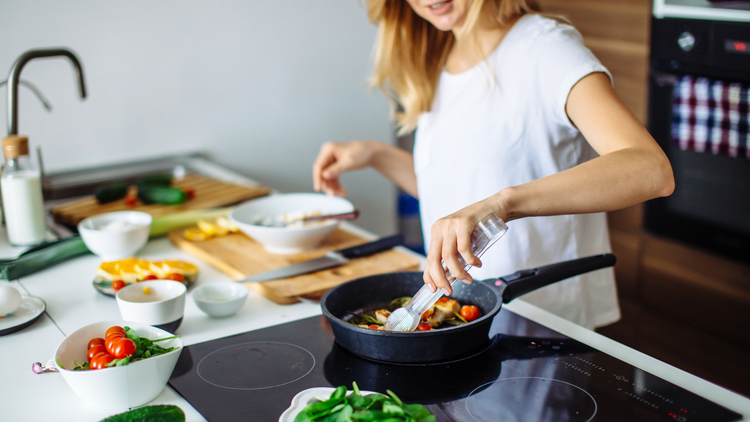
168, 310, 742, 422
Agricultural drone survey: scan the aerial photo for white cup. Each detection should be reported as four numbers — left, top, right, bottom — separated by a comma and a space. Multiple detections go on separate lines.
116, 280, 186, 333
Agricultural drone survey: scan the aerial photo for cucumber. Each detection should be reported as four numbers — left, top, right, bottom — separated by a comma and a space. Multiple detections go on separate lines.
100, 405, 185, 422
138, 186, 187, 205
137, 174, 173, 188
95, 183, 129, 204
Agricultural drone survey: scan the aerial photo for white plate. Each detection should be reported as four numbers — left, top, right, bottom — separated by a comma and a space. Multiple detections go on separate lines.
279, 387, 380, 422
0, 296, 46, 336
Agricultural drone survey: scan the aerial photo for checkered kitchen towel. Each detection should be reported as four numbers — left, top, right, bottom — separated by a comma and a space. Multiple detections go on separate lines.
672, 75, 749, 160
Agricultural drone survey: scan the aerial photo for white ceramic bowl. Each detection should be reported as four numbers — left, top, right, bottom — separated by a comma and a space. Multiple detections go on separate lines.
78, 211, 152, 260
116, 280, 186, 333
230, 193, 354, 254
192, 283, 249, 318
54, 320, 183, 410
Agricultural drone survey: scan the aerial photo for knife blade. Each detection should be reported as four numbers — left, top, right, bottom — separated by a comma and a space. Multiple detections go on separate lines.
240, 234, 404, 283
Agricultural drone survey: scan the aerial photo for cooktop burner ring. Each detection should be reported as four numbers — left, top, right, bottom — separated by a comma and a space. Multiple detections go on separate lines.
465, 377, 598, 422
196, 341, 316, 391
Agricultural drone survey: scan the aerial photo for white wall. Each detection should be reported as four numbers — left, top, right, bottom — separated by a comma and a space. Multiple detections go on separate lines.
0, 0, 398, 236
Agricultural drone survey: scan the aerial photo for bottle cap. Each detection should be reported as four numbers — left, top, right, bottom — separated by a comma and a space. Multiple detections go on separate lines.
2, 135, 29, 159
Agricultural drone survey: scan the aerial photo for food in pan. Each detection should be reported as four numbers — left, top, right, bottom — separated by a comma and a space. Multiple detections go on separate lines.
345, 297, 481, 331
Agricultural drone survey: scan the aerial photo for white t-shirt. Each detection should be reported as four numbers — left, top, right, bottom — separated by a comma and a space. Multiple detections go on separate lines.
413, 14, 620, 330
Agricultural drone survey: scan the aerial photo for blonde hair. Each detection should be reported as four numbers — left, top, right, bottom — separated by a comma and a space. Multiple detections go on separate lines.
367, 0, 542, 135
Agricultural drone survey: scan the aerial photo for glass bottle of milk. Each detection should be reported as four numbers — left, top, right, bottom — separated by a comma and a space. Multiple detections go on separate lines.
1, 136, 46, 246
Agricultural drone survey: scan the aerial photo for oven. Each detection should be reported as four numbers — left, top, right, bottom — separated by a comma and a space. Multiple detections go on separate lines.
644, 0, 750, 264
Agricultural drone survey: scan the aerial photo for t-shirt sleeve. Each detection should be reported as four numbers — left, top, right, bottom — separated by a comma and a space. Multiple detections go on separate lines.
529, 20, 612, 128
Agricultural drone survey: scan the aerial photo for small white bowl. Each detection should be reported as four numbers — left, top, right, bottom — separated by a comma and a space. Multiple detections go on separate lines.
230, 193, 354, 254
54, 320, 182, 410
78, 211, 152, 260
192, 283, 249, 318
116, 280, 186, 333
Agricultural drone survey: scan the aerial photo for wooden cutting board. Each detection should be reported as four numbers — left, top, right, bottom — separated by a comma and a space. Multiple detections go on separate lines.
51, 174, 270, 226
169, 228, 420, 304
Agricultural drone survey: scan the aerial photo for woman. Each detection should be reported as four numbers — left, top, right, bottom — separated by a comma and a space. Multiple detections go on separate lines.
312, 0, 674, 329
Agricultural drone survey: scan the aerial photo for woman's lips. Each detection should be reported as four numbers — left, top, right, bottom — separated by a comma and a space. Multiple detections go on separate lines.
426, 0, 452, 16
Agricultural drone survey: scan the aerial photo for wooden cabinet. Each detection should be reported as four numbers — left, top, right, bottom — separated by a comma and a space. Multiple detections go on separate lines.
538, 0, 750, 398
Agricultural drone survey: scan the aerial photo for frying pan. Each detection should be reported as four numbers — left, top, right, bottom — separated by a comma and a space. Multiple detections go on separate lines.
321, 253, 616, 364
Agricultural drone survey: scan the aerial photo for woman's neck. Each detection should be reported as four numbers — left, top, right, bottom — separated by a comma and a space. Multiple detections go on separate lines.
444, 14, 519, 75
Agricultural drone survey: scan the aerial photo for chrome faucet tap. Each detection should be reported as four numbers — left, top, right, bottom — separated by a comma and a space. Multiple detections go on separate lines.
6, 48, 87, 136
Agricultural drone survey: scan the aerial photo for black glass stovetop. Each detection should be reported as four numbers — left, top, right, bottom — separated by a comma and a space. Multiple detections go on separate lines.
169, 310, 742, 422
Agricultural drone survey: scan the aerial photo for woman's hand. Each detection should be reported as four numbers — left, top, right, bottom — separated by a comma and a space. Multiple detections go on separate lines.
423, 197, 507, 296
312, 140, 419, 197
313, 141, 381, 197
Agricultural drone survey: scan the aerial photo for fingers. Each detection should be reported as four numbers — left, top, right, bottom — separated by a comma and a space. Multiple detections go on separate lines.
312, 142, 336, 193
313, 142, 348, 196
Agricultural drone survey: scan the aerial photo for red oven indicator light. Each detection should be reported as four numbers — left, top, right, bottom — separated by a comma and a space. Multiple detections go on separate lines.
734, 42, 747, 52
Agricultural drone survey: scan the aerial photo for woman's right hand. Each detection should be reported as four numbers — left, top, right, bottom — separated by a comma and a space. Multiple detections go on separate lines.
312, 141, 380, 196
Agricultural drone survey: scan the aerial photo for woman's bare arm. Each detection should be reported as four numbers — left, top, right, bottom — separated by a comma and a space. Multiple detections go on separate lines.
424, 72, 675, 295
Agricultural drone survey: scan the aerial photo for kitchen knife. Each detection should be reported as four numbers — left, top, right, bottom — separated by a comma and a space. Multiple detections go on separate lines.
240, 234, 404, 283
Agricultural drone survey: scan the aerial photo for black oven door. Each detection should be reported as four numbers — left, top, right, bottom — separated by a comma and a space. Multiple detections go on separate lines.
644, 17, 750, 264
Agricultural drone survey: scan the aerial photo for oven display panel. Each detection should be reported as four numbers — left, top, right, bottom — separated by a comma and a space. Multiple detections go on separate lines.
725, 39, 750, 55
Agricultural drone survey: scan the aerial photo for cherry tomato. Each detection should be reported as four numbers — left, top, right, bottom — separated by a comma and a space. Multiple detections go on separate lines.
368, 324, 380, 330
106, 334, 126, 354
125, 195, 137, 207
87, 345, 107, 362
417, 322, 432, 331
105, 326, 126, 338
437, 297, 450, 303
89, 352, 109, 369
167, 273, 184, 283
87, 338, 105, 350
460, 305, 480, 322
144, 274, 158, 280
92, 353, 115, 370
111, 338, 136, 359
111, 279, 126, 291
184, 187, 195, 200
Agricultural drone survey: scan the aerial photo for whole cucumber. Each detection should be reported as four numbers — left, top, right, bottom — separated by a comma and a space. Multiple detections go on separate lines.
100, 405, 185, 422
95, 183, 129, 204
136, 174, 173, 189
138, 186, 187, 205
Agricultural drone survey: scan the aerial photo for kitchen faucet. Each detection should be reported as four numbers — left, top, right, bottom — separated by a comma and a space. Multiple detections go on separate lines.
6, 48, 86, 136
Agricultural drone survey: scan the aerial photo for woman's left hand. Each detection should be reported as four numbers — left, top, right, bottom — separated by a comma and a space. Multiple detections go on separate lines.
423, 197, 506, 296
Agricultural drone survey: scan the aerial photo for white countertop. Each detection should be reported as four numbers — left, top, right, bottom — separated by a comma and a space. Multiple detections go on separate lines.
2, 160, 748, 422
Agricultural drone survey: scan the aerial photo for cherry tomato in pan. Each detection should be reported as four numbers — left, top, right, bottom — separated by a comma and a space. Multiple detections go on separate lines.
144, 274, 158, 280
368, 325, 380, 330
460, 305, 480, 322
111, 338, 136, 359
87, 338, 105, 350
167, 273, 184, 283
437, 297, 450, 303
125, 195, 137, 207
87, 345, 107, 363
417, 322, 432, 331
111, 280, 126, 291
105, 326, 126, 338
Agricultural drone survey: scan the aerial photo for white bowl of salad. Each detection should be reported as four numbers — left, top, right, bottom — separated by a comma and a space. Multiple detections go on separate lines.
53, 320, 182, 410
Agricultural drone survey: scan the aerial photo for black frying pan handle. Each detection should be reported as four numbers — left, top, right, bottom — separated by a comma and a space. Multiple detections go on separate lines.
496, 254, 616, 303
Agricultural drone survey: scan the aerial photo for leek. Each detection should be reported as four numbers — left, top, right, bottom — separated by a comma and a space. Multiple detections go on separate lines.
0, 207, 233, 280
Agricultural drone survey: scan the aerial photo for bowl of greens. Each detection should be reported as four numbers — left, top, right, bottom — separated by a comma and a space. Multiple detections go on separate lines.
279, 383, 435, 422
54, 320, 182, 409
